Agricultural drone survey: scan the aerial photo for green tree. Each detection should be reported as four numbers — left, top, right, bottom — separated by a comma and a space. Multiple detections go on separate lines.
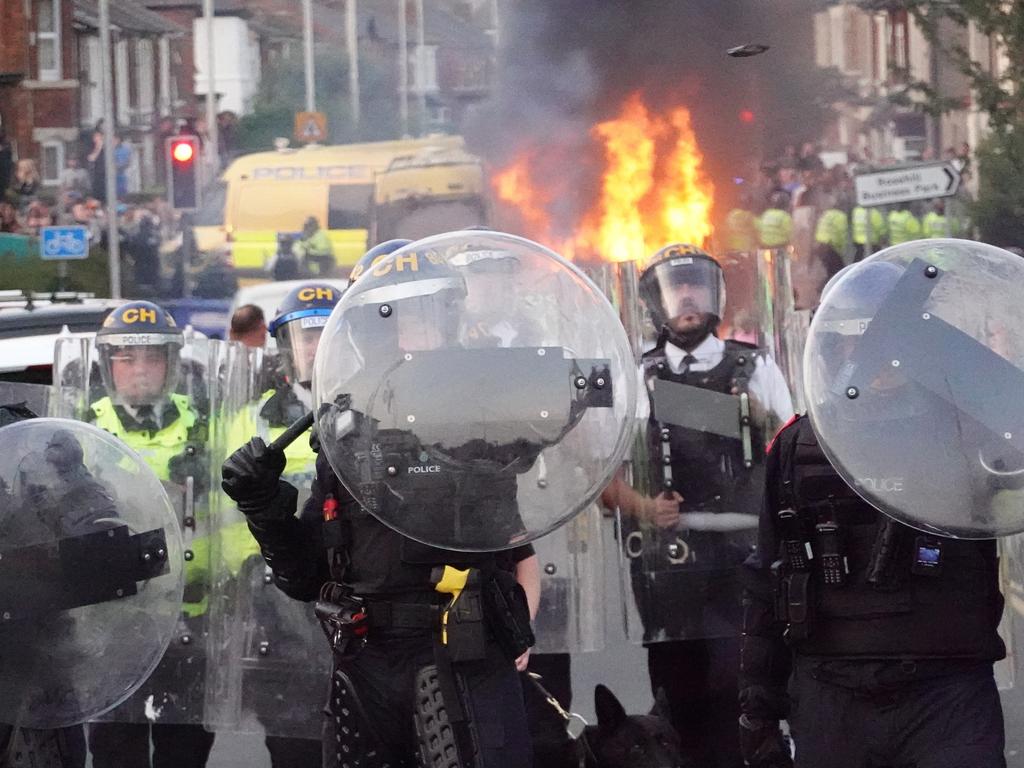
238, 50, 402, 153
857, 1, 1024, 244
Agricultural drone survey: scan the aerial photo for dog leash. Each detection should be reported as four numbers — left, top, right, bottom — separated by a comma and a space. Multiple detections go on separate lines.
527, 672, 598, 767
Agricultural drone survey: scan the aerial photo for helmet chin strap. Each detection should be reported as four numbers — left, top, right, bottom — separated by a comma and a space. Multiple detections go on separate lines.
661, 315, 719, 352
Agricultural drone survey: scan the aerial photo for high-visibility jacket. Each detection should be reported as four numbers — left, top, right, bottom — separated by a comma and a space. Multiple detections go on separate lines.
756, 208, 793, 248
922, 211, 959, 238
887, 210, 922, 245
814, 209, 849, 254
724, 208, 758, 252
851, 207, 887, 245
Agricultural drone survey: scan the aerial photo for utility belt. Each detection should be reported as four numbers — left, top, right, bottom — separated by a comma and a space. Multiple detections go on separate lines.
315, 566, 535, 665
773, 504, 946, 643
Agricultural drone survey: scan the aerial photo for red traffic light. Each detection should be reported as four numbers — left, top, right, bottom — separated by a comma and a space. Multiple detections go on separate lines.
739, 109, 756, 124
172, 142, 195, 163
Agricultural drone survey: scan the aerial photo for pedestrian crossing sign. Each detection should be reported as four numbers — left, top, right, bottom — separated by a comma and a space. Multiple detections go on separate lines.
294, 111, 327, 143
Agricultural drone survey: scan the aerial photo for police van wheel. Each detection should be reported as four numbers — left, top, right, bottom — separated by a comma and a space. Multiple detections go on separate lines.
414, 665, 462, 768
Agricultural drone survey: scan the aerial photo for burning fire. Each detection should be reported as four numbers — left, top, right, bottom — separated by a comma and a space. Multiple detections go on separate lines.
492, 92, 715, 265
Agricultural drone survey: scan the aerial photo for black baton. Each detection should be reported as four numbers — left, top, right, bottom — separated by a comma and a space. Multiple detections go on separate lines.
269, 411, 315, 451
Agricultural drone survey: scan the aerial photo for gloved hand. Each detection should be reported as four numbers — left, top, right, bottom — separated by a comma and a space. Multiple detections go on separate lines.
221, 437, 286, 516
169, 443, 210, 494
739, 714, 793, 767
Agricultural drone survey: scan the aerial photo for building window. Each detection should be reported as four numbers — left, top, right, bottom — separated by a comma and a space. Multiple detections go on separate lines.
40, 141, 65, 185
36, 0, 62, 81
408, 45, 439, 93
135, 39, 155, 120
116, 39, 130, 125
889, 10, 910, 77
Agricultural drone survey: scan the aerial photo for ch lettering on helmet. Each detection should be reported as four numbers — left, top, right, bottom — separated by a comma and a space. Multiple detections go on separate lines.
370, 250, 445, 278
122, 307, 158, 324
297, 286, 335, 302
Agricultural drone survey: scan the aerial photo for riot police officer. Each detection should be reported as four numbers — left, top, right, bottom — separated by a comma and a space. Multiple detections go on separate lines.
223, 246, 539, 768
228, 282, 343, 767
739, 255, 1008, 768
606, 244, 793, 768
223, 230, 634, 768
84, 301, 216, 768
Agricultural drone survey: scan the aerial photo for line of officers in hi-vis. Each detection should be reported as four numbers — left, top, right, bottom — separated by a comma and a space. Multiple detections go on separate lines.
2, 232, 1023, 768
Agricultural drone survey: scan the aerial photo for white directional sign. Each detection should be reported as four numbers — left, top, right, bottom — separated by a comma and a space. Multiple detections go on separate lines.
855, 162, 961, 207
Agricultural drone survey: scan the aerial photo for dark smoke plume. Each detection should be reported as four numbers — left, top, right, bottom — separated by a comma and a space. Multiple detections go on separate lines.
466, 0, 825, 234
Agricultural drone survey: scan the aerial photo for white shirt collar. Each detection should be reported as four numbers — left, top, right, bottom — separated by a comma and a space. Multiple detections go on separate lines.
663, 334, 724, 373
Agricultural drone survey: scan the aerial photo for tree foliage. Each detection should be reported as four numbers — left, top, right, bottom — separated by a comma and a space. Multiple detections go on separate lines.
857, 1, 1024, 244
237, 50, 401, 153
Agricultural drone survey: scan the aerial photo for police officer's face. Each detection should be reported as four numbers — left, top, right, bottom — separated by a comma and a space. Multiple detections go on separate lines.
397, 312, 444, 352
666, 280, 713, 333
110, 346, 168, 404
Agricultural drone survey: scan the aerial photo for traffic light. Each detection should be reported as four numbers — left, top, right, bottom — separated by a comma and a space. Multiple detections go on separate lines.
166, 135, 201, 210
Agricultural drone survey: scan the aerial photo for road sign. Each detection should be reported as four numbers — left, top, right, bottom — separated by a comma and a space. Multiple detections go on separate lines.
40, 226, 90, 261
854, 161, 961, 207
295, 111, 327, 144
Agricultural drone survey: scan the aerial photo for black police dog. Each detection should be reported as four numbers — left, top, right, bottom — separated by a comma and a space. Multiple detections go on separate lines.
571, 685, 690, 768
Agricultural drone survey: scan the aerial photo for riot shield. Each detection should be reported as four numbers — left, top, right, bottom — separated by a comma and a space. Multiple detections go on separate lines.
621, 368, 770, 643
804, 240, 1024, 539
206, 371, 331, 739
531, 499, 606, 654
312, 231, 638, 552
53, 330, 249, 725
755, 247, 810, 413
0, 414, 184, 729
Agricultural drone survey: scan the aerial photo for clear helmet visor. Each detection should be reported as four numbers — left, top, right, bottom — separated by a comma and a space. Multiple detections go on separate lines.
641, 257, 726, 327
97, 337, 181, 407
276, 315, 329, 387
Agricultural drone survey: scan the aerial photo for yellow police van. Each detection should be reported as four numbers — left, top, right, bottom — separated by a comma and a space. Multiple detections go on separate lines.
194, 136, 488, 279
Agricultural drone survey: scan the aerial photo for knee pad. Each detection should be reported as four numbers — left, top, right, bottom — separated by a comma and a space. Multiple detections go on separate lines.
324, 667, 390, 768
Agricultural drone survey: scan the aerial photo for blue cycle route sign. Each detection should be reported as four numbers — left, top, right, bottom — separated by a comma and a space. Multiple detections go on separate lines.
40, 226, 90, 261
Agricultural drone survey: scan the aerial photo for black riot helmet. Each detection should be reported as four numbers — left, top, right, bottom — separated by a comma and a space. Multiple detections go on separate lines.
345, 243, 468, 353
268, 282, 343, 387
95, 301, 183, 406
348, 239, 414, 286
639, 244, 727, 342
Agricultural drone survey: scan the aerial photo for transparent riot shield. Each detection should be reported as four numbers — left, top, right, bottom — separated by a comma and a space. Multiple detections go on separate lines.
753, 247, 810, 413
312, 231, 638, 552
621, 353, 779, 644
531, 499, 606, 654
0, 414, 184, 729
805, 240, 1024, 539
206, 368, 331, 740
53, 330, 249, 726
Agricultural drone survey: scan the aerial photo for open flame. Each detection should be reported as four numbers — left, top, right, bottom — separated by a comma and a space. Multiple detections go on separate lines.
492, 92, 715, 265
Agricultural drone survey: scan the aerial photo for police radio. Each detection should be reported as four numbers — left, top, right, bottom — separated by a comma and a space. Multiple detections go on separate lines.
815, 522, 849, 587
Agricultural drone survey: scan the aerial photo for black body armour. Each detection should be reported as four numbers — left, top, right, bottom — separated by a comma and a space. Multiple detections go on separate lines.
780, 418, 1005, 660
627, 338, 767, 641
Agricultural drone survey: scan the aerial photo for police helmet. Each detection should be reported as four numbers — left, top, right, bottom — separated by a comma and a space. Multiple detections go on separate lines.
348, 239, 414, 286
269, 282, 343, 387
639, 244, 727, 331
95, 301, 183, 406
347, 243, 468, 352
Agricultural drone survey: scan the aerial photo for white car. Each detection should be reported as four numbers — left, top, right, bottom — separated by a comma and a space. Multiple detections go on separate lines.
0, 295, 125, 384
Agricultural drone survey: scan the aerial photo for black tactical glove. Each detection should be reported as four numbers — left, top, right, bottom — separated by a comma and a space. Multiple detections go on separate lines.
169, 443, 210, 494
221, 437, 286, 517
739, 714, 793, 768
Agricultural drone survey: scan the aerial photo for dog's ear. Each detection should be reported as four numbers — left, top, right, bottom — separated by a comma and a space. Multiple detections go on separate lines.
594, 684, 628, 733
650, 686, 672, 720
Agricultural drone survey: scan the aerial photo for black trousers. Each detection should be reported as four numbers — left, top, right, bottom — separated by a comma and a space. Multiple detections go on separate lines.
325, 635, 531, 768
265, 734, 322, 768
788, 657, 1005, 768
647, 637, 743, 768
522, 653, 575, 768
88, 722, 215, 768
